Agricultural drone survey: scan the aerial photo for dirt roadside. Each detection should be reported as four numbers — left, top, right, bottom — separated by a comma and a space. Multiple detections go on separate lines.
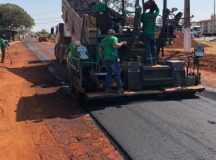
0, 41, 123, 160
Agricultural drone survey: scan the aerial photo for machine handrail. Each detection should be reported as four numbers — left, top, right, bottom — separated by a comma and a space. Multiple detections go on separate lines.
70, 57, 101, 72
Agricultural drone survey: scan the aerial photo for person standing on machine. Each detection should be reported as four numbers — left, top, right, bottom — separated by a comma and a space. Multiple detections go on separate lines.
99, 29, 127, 94
141, 1, 159, 66
0, 34, 8, 63
66, 40, 81, 89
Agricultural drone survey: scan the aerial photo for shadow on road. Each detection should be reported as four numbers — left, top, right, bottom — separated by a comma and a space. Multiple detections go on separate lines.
86, 94, 201, 111
16, 88, 85, 122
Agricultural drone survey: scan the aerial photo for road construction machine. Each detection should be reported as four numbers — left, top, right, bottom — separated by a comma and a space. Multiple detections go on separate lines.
52, 0, 205, 102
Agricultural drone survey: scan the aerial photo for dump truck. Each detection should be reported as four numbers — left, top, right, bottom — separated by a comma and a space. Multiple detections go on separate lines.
39, 34, 49, 42
52, 0, 205, 102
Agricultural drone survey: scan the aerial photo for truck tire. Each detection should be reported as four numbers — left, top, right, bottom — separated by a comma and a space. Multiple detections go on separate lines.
39, 38, 41, 42
59, 47, 65, 64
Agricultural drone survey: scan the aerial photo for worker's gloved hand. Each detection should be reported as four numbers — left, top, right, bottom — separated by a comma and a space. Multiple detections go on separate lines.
144, 0, 155, 10
101, 59, 105, 64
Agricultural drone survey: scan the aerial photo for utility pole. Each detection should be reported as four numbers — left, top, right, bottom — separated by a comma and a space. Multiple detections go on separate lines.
214, 0, 215, 34
184, 0, 191, 52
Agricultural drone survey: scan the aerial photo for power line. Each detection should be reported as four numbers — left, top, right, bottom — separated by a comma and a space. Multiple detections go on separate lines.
31, 10, 61, 16
35, 21, 63, 24
34, 17, 62, 20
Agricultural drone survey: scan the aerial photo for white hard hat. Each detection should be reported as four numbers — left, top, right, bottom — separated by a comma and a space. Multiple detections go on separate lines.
108, 29, 116, 34
73, 40, 81, 49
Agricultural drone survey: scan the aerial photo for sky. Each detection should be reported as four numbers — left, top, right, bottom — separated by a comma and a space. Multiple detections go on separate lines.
1, 0, 215, 32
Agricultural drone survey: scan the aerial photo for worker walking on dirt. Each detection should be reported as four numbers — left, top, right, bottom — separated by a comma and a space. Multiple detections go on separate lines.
141, 1, 160, 66
0, 34, 8, 63
90, 2, 121, 33
66, 40, 81, 89
99, 29, 127, 94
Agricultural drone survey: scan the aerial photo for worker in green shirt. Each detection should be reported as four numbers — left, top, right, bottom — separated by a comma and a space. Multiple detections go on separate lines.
0, 34, 8, 63
90, 2, 121, 34
99, 29, 127, 94
66, 40, 80, 88
141, 2, 159, 66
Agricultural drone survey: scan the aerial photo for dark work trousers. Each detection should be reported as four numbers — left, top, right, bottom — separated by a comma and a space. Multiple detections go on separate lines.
105, 58, 122, 91
143, 34, 157, 64
1, 46, 6, 63
69, 63, 78, 87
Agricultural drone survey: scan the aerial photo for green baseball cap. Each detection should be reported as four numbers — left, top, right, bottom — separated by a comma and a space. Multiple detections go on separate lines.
2, 34, 6, 37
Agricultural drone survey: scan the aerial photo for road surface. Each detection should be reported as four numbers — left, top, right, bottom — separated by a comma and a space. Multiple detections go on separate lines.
24, 39, 216, 160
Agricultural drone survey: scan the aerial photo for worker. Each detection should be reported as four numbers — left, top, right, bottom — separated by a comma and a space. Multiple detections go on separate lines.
66, 40, 81, 89
90, 2, 121, 34
141, 2, 160, 66
99, 29, 127, 94
0, 34, 8, 63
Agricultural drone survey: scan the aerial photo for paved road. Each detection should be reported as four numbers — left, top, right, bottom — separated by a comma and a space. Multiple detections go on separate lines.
24, 39, 216, 160
194, 36, 216, 41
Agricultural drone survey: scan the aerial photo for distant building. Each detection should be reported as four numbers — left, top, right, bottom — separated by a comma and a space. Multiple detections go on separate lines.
191, 14, 216, 33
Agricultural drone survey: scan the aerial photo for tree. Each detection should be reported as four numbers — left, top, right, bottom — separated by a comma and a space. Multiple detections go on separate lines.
100, 0, 135, 14
40, 29, 48, 34
36, 29, 49, 37
0, 3, 35, 29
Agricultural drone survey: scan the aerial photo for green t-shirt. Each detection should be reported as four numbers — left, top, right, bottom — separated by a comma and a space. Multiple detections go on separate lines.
0, 38, 7, 49
141, 7, 160, 35
66, 43, 78, 64
92, 3, 109, 12
99, 36, 118, 60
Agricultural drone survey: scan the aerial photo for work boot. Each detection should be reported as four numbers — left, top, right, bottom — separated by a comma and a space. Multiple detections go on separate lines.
105, 89, 116, 93
117, 89, 124, 94
153, 61, 157, 65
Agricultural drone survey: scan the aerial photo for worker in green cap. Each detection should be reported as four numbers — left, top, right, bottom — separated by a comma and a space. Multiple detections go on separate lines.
0, 34, 8, 63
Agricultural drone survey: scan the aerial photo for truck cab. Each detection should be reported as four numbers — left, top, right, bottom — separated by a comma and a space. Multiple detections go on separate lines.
177, 25, 194, 38
192, 26, 202, 38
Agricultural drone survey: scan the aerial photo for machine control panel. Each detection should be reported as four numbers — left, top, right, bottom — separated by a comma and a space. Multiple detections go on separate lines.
194, 44, 205, 58
77, 46, 89, 60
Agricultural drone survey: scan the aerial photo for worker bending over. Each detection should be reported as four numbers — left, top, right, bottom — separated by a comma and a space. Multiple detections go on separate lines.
141, 2, 159, 66
90, 2, 121, 33
0, 34, 8, 63
66, 40, 81, 89
99, 29, 127, 93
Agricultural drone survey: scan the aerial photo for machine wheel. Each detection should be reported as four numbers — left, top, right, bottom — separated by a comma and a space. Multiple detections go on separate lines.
59, 47, 65, 64
39, 38, 42, 42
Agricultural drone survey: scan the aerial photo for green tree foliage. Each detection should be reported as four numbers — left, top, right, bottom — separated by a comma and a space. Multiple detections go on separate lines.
40, 29, 48, 34
0, 3, 35, 29
100, 0, 135, 14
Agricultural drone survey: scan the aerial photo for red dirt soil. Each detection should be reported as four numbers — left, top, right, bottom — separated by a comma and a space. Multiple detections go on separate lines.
0, 42, 123, 160
162, 49, 216, 88
156, 31, 210, 49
